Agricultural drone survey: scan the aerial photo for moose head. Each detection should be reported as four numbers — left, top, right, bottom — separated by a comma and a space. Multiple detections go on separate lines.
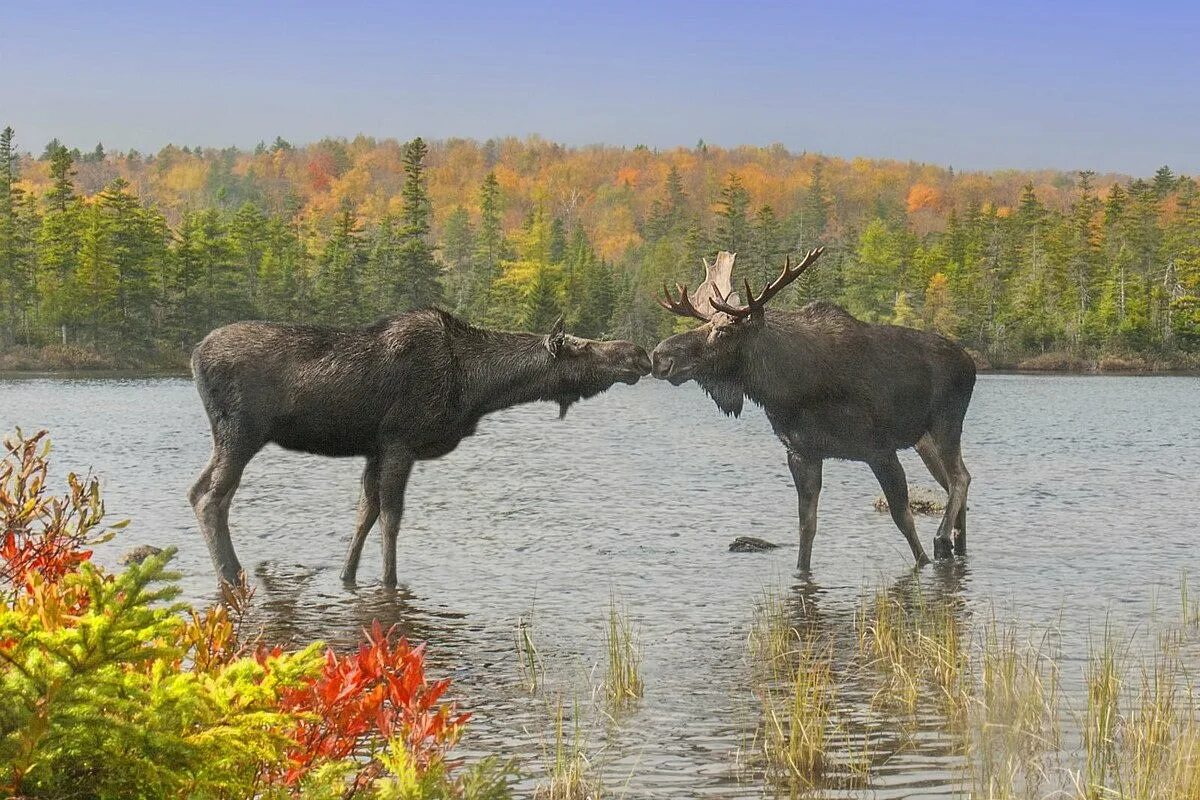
650, 248, 825, 414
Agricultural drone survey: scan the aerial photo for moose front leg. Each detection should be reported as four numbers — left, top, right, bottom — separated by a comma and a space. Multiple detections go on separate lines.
787, 452, 823, 572
377, 448, 415, 588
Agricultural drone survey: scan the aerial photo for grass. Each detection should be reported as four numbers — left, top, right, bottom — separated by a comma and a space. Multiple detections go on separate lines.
534, 695, 602, 800
968, 615, 1060, 798
756, 638, 836, 792
516, 611, 542, 692
853, 579, 969, 716
603, 596, 643, 707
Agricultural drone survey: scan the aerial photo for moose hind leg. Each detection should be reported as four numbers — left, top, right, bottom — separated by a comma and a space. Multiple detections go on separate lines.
916, 434, 965, 554
377, 449, 415, 588
938, 446, 971, 557
787, 452, 823, 572
192, 445, 257, 587
871, 453, 931, 567
341, 457, 381, 584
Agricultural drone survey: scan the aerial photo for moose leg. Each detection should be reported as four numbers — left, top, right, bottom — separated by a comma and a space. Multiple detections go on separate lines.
341, 456, 381, 584
787, 452, 823, 573
870, 453, 931, 567
933, 438, 971, 558
377, 449, 415, 588
916, 434, 967, 553
191, 442, 258, 587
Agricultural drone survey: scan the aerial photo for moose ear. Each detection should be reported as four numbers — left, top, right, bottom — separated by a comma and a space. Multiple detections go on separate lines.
545, 315, 566, 357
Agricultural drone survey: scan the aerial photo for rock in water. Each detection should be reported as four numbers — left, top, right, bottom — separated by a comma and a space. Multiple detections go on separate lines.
874, 485, 946, 516
729, 536, 781, 553
120, 544, 164, 565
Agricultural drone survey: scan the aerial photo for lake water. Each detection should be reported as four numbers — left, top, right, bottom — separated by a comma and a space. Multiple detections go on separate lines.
2, 373, 1198, 797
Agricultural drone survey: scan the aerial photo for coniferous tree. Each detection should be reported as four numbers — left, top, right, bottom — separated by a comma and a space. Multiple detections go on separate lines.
393, 137, 443, 310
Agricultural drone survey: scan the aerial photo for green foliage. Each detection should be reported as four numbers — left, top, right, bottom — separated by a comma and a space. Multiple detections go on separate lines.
2, 125, 1200, 363
0, 429, 516, 800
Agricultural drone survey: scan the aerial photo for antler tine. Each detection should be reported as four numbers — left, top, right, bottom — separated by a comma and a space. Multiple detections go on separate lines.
711, 247, 826, 318
658, 282, 710, 321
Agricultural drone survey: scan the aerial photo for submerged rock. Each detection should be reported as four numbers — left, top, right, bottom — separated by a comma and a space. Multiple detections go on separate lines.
729, 536, 781, 553
120, 544, 164, 565
874, 485, 946, 516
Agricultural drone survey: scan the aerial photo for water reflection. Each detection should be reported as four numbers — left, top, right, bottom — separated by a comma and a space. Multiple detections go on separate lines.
246, 560, 466, 655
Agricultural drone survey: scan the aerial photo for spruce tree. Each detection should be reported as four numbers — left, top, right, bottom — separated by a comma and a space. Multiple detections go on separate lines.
394, 137, 443, 310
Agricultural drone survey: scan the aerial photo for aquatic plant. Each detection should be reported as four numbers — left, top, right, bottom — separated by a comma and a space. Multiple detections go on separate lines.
534, 695, 602, 800
516, 611, 543, 693
757, 638, 836, 791
603, 596, 643, 707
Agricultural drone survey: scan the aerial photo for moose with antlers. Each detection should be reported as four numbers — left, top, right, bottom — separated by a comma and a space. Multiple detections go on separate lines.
190, 309, 651, 588
652, 249, 976, 570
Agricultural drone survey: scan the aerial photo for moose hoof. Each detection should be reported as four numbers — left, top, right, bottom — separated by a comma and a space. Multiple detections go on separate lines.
933, 535, 954, 560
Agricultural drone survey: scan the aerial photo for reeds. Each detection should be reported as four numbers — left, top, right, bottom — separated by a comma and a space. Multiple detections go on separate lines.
534, 695, 602, 800
603, 596, 643, 707
516, 611, 542, 692
757, 638, 836, 791
853, 580, 968, 716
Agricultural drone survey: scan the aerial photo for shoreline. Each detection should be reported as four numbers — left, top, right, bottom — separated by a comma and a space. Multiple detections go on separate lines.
2, 365, 1198, 380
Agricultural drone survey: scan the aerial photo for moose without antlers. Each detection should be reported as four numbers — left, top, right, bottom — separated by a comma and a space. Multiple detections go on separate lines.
189, 308, 651, 587
652, 249, 976, 569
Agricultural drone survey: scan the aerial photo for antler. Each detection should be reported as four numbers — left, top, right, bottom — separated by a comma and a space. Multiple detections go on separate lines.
708, 247, 825, 319
658, 283, 711, 322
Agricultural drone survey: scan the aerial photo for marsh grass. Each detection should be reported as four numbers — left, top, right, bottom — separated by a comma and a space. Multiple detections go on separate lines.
1183, 572, 1200, 627
756, 638, 836, 792
603, 597, 643, 707
749, 586, 799, 679
853, 580, 969, 717
968, 616, 1061, 798
534, 695, 602, 800
516, 612, 542, 692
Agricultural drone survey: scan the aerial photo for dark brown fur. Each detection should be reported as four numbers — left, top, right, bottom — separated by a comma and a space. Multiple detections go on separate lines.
652, 303, 976, 569
189, 308, 650, 586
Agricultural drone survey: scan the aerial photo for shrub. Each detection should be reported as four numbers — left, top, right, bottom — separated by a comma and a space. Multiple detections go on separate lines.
0, 429, 513, 800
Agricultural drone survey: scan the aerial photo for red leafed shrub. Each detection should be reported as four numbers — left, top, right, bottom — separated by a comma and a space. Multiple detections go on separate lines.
277, 620, 471, 785
1, 430, 120, 603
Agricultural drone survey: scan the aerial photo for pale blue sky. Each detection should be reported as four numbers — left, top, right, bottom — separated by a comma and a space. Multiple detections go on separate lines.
2, 0, 1196, 174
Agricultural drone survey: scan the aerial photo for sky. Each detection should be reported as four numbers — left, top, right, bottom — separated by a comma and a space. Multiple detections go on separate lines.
2, 0, 1197, 175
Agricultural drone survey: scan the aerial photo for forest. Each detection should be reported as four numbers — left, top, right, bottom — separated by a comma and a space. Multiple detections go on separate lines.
0, 126, 1198, 370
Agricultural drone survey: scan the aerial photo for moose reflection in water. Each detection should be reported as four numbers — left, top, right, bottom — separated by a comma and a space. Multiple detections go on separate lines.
188, 308, 651, 588
652, 249, 977, 569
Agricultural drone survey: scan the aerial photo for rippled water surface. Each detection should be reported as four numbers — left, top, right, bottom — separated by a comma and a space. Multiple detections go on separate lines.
2, 373, 1198, 797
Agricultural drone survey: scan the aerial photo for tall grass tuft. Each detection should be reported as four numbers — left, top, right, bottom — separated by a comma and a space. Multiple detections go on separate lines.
854, 580, 969, 716
748, 585, 797, 679
516, 612, 542, 692
603, 596, 643, 707
969, 615, 1060, 798
1082, 622, 1123, 797
757, 638, 836, 791
535, 695, 602, 800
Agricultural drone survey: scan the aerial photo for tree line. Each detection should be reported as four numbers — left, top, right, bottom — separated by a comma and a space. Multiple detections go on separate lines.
0, 126, 1197, 367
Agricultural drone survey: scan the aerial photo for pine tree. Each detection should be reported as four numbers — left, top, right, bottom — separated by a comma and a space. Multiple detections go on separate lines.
465, 172, 507, 321
314, 210, 365, 323
716, 172, 752, 255
523, 264, 561, 332
392, 137, 443, 310
440, 206, 475, 313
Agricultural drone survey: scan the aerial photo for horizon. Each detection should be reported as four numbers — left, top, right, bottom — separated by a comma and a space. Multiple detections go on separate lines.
3, 130, 1170, 181
3, 1, 1198, 176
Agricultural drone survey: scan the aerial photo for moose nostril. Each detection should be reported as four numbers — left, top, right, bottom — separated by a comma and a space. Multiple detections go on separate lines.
651, 355, 673, 378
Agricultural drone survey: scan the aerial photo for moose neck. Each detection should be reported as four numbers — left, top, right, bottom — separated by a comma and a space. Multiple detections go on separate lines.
455, 329, 563, 417
739, 324, 823, 409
